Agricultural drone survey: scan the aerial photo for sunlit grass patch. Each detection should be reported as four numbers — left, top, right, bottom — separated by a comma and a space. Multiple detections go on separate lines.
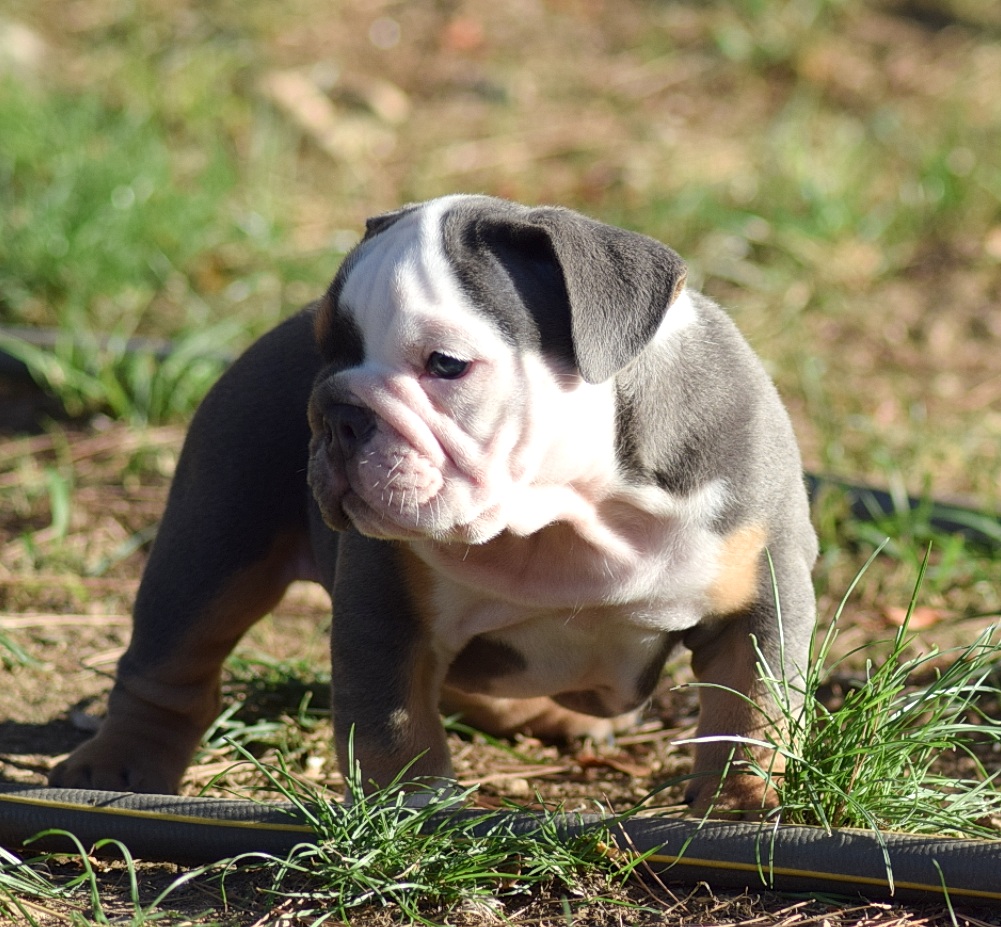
211, 744, 631, 926
0, 70, 336, 423
0, 81, 236, 329
720, 547, 1001, 839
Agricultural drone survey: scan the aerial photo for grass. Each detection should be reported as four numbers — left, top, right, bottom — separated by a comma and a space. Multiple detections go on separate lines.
197, 652, 331, 776
0, 61, 337, 422
779, 618, 1001, 838
0, 77, 245, 422
0, 845, 70, 924
697, 545, 1001, 841
2, 832, 225, 925
220, 744, 631, 925
4, 577, 1001, 927
0, 746, 638, 927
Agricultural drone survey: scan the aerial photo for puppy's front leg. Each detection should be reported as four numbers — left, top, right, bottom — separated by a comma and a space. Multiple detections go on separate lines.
332, 533, 452, 793
683, 565, 812, 817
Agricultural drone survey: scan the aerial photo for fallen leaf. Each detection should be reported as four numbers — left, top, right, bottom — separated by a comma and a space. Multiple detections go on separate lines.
576, 750, 651, 778
883, 605, 947, 629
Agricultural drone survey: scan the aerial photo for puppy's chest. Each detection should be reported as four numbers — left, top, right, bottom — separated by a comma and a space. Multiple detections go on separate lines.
413, 484, 758, 619
422, 536, 715, 643
401, 484, 768, 709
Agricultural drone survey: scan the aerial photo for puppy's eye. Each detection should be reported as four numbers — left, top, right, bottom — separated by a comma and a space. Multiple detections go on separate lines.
426, 352, 470, 380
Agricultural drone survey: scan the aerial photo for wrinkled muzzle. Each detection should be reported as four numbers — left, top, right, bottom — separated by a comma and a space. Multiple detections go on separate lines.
307, 389, 448, 538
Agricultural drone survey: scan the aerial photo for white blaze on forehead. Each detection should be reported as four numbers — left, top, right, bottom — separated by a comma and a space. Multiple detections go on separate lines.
339, 196, 481, 358
335, 197, 525, 471
327, 195, 635, 549
332, 196, 544, 536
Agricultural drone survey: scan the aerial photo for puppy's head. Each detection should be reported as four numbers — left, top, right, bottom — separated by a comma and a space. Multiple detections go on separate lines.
307, 195, 687, 544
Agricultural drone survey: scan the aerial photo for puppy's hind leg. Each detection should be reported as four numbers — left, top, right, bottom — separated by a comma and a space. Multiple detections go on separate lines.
50, 309, 325, 793
51, 529, 313, 794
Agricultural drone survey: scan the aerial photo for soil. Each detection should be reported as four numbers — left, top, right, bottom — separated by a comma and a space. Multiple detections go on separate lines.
2, 365, 999, 927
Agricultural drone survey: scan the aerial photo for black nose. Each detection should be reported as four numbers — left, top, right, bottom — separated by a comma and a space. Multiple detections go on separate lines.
327, 404, 376, 457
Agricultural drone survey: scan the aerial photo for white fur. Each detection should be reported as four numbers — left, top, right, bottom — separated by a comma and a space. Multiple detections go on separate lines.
335, 197, 629, 548
651, 286, 698, 348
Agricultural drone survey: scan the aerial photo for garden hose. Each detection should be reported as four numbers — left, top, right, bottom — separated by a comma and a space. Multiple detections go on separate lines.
1, 783, 999, 906
805, 473, 1001, 550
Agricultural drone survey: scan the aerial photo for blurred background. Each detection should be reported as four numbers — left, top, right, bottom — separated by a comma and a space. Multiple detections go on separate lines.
1, 0, 999, 584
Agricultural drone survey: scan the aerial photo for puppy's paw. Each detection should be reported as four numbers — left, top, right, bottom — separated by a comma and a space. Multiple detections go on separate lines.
440, 689, 639, 744
685, 771, 778, 821
49, 731, 188, 794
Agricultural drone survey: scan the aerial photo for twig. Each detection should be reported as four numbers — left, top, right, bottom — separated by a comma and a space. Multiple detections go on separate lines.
0, 614, 131, 629
459, 764, 571, 787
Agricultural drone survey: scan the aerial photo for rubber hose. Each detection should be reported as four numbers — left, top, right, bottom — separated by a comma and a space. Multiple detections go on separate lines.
805, 473, 1001, 550
1, 784, 999, 906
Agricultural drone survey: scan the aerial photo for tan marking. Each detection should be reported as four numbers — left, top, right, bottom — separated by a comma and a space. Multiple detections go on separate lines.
707, 523, 767, 615
312, 293, 334, 349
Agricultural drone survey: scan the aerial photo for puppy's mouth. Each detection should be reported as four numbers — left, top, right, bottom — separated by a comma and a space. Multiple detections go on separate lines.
318, 477, 496, 545
307, 426, 497, 544
341, 450, 445, 535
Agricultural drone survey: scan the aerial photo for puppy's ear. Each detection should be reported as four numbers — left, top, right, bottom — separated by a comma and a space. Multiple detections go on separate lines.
473, 207, 687, 384
528, 207, 686, 383
363, 203, 420, 241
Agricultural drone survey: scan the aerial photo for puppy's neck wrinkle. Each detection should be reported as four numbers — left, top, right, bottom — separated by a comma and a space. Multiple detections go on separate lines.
414, 482, 693, 611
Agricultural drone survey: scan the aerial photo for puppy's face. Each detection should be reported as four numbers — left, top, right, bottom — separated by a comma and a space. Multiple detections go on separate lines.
307, 200, 616, 545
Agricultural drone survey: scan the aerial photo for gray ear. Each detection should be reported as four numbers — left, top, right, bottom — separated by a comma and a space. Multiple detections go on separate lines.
523, 207, 687, 383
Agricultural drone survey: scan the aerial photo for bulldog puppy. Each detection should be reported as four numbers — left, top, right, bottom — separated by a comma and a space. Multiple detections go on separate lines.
51, 195, 818, 815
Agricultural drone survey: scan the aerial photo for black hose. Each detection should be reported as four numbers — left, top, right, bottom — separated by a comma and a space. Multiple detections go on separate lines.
1, 784, 999, 906
806, 473, 1001, 550
0, 784, 310, 863
0, 326, 184, 380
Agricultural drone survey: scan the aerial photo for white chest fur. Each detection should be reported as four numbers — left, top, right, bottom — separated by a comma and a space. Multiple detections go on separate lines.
415, 477, 729, 617
409, 483, 727, 700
